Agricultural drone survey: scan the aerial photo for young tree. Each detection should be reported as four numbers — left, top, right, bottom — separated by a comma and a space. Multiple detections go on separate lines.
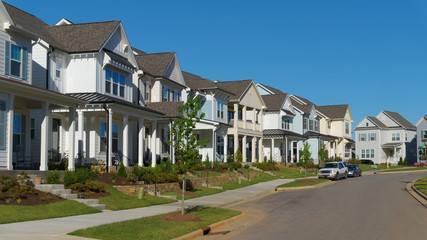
318, 144, 328, 166
300, 142, 312, 178
167, 96, 208, 215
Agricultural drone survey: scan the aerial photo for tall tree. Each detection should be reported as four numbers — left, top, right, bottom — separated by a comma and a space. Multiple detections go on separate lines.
167, 96, 208, 214
300, 142, 312, 178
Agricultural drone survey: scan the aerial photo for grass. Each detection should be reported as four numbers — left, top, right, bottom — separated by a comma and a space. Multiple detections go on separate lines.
414, 176, 427, 196
274, 166, 317, 178
277, 178, 329, 188
358, 164, 410, 172
194, 171, 224, 178
163, 186, 223, 200
0, 200, 100, 224
98, 185, 176, 210
70, 207, 241, 240
381, 166, 427, 172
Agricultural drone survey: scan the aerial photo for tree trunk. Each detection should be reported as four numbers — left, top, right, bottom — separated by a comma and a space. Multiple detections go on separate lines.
181, 174, 185, 215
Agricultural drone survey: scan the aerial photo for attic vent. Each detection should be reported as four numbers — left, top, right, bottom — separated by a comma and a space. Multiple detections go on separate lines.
366, 123, 368, 127
123, 45, 129, 53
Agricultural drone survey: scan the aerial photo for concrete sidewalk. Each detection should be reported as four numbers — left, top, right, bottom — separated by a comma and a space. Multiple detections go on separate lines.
0, 179, 293, 239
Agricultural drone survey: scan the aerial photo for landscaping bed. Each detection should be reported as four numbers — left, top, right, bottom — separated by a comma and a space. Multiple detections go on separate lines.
0, 189, 64, 206
414, 177, 427, 196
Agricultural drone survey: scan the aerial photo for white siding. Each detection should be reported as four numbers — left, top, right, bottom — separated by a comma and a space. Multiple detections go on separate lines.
67, 55, 97, 93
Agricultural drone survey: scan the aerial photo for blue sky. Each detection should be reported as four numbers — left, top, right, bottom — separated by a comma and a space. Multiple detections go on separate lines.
7, 0, 427, 129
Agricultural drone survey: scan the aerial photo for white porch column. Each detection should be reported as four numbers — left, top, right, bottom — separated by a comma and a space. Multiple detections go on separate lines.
223, 135, 228, 162
259, 137, 263, 162
234, 133, 239, 156
333, 141, 337, 157
242, 135, 247, 162
122, 115, 129, 167
169, 122, 175, 164
285, 137, 288, 163
212, 128, 216, 162
252, 137, 256, 162
107, 109, 113, 168
242, 106, 247, 129
138, 118, 144, 166
253, 109, 256, 130
68, 107, 76, 171
151, 120, 157, 167
40, 102, 50, 171
328, 141, 331, 158
233, 104, 238, 128
6, 94, 14, 170
78, 110, 85, 159
297, 142, 300, 162
271, 138, 275, 161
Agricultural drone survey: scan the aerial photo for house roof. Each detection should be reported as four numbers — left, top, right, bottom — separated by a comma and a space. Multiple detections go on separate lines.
258, 84, 285, 94
263, 129, 306, 139
316, 104, 349, 119
135, 52, 175, 77
4, 2, 120, 53
383, 110, 416, 130
104, 49, 135, 69
132, 47, 147, 55
146, 102, 183, 118
303, 131, 339, 140
182, 71, 234, 96
68, 92, 162, 115
366, 116, 387, 128
261, 94, 288, 111
214, 80, 252, 101
290, 95, 315, 114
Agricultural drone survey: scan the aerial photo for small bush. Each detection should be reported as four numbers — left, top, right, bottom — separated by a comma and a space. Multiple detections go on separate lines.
253, 162, 279, 171
109, 172, 118, 183
0, 174, 19, 192
117, 161, 127, 177
85, 182, 105, 192
213, 160, 221, 171
70, 183, 86, 192
63, 170, 75, 186
17, 171, 31, 185
45, 171, 61, 184
16, 198, 22, 204
347, 158, 362, 164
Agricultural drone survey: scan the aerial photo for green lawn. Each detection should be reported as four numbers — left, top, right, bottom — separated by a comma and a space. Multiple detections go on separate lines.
274, 166, 317, 178
98, 185, 176, 210
381, 166, 426, 172
358, 164, 411, 172
0, 200, 100, 224
163, 186, 223, 200
277, 178, 329, 188
414, 176, 427, 196
70, 207, 241, 240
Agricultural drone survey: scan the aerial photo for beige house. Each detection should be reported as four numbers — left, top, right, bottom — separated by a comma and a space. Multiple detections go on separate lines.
214, 80, 265, 162
317, 105, 354, 160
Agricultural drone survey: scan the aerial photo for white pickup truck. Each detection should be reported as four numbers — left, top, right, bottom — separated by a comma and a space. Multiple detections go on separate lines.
318, 161, 348, 180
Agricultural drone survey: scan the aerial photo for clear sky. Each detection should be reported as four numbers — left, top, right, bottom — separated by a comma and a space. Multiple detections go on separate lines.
7, 0, 427, 130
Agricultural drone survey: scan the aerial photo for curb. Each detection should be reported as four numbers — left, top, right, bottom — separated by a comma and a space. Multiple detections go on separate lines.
275, 180, 337, 191
405, 179, 427, 208
172, 212, 246, 240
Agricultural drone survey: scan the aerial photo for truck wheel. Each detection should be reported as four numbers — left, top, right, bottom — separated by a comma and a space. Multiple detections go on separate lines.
335, 173, 339, 181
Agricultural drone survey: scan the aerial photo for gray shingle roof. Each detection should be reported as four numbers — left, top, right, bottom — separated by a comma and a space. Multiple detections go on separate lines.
146, 102, 183, 118
182, 71, 217, 89
366, 116, 387, 128
261, 94, 288, 111
316, 105, 349, 119
135, 52, 175, 77
258, 84, 285, 94
303, 131, 339, 140
105, 49, 135, 69
68, 93, 162, 115
214, 80, 252, 101
263, 129, 306, 139
383, 110, 416, 130
290, 95, 315, 114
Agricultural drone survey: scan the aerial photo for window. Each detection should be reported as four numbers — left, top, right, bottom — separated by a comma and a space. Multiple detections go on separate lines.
315, 120, 319, 132
423, 130, 427, 139
30, 118, 35, 139
309, 119, 313, 131
55, 62, 62, 79
119, 74, 125, 97
228, 111, 234, 122
5, 41, 28, 80
359, 133, 366, 141
405, 133, 407, 141
100, 122, 106, 152
217, 102, 224, 119
370, 149, 374, 158
217, 135, 224, 156
105, 69, 111, 93
112, 71, 118, 95
174, 91, 180, 102
303, 117, 308, 130
345, 123, 350, 134
282, 117, 290, 130
361, 149, 365, 158
238, 109, 242, 120
112, 124, 118, 152
366, 122, 369, 127
145, 83, 151, 102
256, 111, 259, 124
369, 133, 376, 141
163, 87, 169, 102
328, 121, 331, 129
0, 100, 6, 150
392, 133, 400, 141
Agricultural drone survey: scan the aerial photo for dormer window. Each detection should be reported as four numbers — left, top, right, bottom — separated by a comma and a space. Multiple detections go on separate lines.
345, 123, 350, 134
163, 87, 169, 102
217, 102, 224, 119
282, 117, 290, 130
56, 62, 62, 78
105, 68, 125, 97
5, 41, 27, 80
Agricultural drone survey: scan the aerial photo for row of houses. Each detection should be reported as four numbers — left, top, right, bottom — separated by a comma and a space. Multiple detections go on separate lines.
0, 1, 355, 172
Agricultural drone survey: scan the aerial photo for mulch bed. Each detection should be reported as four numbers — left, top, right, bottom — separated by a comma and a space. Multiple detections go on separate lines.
98, 173, 131, 185
299, 179, 314, 183
161, 212, 203, 222
0, 190, 64, 206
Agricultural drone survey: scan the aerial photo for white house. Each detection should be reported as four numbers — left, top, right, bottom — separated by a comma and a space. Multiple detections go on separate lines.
355, 110, 417, 165
415, 115, 427, 163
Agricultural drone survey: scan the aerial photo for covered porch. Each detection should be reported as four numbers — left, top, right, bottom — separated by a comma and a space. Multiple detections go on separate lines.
263, 129, 306, 164
382, 142, 403, 165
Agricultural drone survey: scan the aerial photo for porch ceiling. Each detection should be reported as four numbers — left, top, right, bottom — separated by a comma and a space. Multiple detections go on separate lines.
382, 143, 402, 148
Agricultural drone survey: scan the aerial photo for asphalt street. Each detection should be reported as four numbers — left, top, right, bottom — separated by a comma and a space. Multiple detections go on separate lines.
221, 172, 427, 240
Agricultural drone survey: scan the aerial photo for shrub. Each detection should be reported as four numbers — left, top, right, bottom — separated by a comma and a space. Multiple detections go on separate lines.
0, 174, 19, 192
253, 162, 279, 171
403, 157, 407, 165
70, 183, 86, 193
347, 158, 362, 164
234, 149, 243, 163
117, 161, 127, 177
213, 160, 221, 171
16, 198, 22, 204
109, 172, 118, 183
45, 171, 61, 184
203, 158, 211, 169
85, 182, 105, 192
17, 171, 31, 185
63, 170, 75, 186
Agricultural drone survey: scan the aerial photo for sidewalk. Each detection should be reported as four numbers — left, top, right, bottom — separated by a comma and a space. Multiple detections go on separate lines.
0, 179, 294, 239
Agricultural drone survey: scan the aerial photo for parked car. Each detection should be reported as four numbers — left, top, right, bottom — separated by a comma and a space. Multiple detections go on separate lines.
318, 162, 348, 180
347, 164, 362, 177
361, 159, 374, 165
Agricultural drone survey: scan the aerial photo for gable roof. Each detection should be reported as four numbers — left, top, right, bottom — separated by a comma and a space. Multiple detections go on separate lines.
366, 116, 387, 128
257, 84, 284, 95
415, 115, 427, 126
214, 80, 252, 101
146, 102, 183, 118
135, 52, 175, 77
316, 104, 349, 119
182, 71, 217, 89
261, 94, 288, 111
382, 110, 416, 130
290, 95, 316, 114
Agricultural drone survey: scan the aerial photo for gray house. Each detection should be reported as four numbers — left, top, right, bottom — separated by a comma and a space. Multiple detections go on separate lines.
415, 115, 427, 163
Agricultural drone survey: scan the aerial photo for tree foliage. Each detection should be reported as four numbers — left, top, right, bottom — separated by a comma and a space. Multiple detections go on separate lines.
318, 144, 328, 165
300, 142, 312, 177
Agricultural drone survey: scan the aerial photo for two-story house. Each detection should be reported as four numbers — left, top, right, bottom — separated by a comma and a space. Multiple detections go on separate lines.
414, 115, 426, 163
3, 2, 164, 170
316, 104, 354, 160
0, 1, 85, 170
355, 110, 417, 165
214, 80, 265, 162
182, 71, 233, 162
133, 48, 186, 166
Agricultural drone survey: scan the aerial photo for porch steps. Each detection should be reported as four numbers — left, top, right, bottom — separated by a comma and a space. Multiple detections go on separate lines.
35, 184, 105, 210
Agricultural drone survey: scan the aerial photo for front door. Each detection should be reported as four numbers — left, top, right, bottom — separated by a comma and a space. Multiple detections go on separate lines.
13, 114, 26, 168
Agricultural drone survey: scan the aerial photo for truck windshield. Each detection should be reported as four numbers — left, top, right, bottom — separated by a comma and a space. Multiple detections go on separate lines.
324, 163, 337, 168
